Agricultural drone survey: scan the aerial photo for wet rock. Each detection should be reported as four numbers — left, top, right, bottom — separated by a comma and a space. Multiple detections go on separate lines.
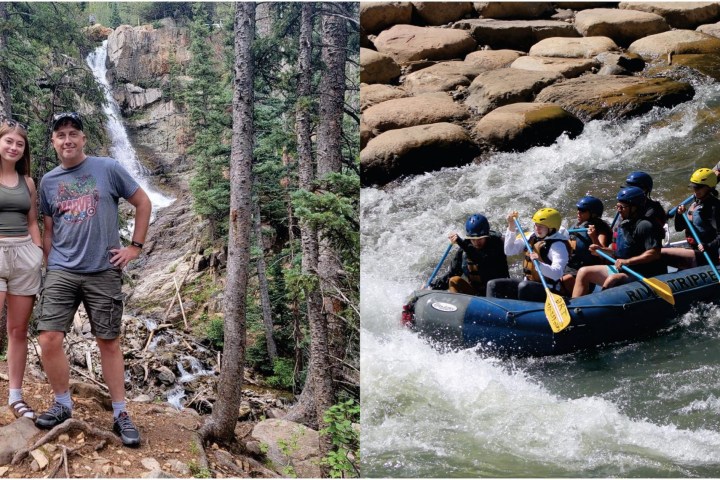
535, 75, 695, 122
474, 102, 584, 152
156, 366, 177, 385
360, 122, 479, 186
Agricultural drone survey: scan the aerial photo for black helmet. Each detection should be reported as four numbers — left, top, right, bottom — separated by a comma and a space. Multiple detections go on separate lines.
625, 171, 653, 193
617, 186, 646, 206
465, 214, 490, 239
576, 195, 604, 217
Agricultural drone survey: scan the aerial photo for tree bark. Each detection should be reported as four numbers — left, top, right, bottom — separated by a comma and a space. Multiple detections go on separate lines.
253, 200, 278, 363
284, 3, 331, 438
199, 2, 255, 444
0, 3, 11, 119
316, 3, 348, 409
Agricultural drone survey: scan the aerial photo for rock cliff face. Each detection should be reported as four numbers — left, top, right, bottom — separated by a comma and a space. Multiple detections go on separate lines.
103, 21, 203, 312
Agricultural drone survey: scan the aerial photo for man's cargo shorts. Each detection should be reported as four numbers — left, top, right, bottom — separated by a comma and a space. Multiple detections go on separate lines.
36, 268, 124, 339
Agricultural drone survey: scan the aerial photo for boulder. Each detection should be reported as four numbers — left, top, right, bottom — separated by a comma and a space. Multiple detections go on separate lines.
473, 2, 556, 19
655, 53, 720, 82
697, 22, 720, 38
474, 102, 584, 152
360, 2, 413, 34
252, 419, 321, 478
453, 19, 580, 51
620, 2, 720, 30
510, 56, 598, 78
535, 75, 695, 121
361, 123, 479, 186
556, 2, 619, 9
363, 94, 470, 134
375, 25, 476, 64
115, 84, 163, 111
412, 2, 474, 25
628, 30, 720, 60
361, 83, 409, 112
464, 49, 525, 69
465, 68, 563, 115
360, 48, 401, 84
402, 61, 487, 93
0, 418, 39, 465
595, 51, 645, 72
528, 36, 619, 58
361, 120, 373, 149
574, 8, 669, 47
84, 23, 113, 42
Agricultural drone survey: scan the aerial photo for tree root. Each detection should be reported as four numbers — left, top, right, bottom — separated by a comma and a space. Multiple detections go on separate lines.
12, 419, 121, 465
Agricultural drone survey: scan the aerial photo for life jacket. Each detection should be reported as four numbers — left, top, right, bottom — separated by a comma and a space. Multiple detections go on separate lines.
567, 219, 609, 270
685, 199, 718, 248
522, 234, 571, 288
460, 231, 507, 286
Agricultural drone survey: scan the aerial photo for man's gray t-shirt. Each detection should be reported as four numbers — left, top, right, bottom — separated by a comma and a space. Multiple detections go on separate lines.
39, 156, 140, 273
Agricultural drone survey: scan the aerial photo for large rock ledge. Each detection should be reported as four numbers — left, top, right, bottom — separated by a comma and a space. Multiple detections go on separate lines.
360, 122, 479, 186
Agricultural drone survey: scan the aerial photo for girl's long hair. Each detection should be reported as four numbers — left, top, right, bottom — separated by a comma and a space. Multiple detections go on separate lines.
0, 121, 30, 176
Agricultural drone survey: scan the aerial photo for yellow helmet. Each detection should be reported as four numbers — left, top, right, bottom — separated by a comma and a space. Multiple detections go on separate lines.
532, 208, 561, 230
690, 168, 717, 188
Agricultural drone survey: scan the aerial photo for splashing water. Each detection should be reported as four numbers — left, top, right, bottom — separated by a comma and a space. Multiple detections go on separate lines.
361, 82, 720, 476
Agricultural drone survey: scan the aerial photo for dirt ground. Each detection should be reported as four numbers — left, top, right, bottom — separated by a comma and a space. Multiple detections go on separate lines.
0, 363, 264, 478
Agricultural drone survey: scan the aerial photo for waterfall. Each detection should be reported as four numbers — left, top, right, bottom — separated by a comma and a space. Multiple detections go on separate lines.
85, 40, 174, 210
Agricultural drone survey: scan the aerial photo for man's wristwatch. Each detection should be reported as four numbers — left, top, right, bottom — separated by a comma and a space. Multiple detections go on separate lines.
130, 241, 144, 249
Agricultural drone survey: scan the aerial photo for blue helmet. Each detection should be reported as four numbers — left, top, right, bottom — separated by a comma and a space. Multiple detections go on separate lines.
576, 195, 604, 217
465, 214, 490, 239
625, 171, 653, 193
617, 186, 646, 206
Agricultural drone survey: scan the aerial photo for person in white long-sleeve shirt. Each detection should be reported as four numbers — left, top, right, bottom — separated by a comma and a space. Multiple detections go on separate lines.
487, 208, 571, 301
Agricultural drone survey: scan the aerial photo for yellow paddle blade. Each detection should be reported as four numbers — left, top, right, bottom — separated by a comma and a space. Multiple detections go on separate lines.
544, 289, 571, 333
643, 277, 675, 305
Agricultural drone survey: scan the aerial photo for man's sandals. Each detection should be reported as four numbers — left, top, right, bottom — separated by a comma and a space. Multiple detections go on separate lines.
10, 400, 36, 420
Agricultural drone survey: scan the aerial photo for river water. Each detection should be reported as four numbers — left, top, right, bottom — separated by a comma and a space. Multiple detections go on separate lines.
360, 78, 720, 476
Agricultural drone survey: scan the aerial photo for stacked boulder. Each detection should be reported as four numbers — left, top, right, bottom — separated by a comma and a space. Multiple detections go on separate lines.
360, 2, 720, 186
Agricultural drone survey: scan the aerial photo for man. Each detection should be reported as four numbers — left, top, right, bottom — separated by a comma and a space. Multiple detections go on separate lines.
624, 171, 667, 241
572, 186, 665, 297
430, 213, 509, 296
35, 112, 151, 447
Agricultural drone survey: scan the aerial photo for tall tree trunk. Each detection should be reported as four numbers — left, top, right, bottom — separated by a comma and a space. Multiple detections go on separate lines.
0, 3, 11, 119
316, 3, 348, 404
284, 2, 328, 433
253, 200, 278, 362
199, 2, 255, 444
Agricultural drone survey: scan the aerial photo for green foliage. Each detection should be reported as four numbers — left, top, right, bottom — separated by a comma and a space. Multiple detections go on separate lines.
204, 315, 224, 349
187, 460, 212, 478
266, 357, 296, 390
320, 400, 361, 478
109, 3, 122, 28
185, 2, 233, 239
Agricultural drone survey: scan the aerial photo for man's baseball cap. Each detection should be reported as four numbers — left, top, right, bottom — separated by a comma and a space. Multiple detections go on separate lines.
52, 112, 83, 131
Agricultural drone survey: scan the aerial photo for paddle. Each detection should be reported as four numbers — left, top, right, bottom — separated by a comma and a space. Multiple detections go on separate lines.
594, 249, 675, 305
513, 218, 571, 333
425, 243, 453, 288
681, 211, 720, 283
568, 227, 588, 234
610, 211, 620, 229
667, 194, 694, 218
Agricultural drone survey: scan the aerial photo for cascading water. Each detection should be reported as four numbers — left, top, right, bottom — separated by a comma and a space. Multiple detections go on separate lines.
361, 80, 720, 476
85, 41, 174, 211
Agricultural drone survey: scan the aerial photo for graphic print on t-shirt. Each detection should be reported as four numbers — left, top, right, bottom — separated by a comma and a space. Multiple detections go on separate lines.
54, 174, 100, 224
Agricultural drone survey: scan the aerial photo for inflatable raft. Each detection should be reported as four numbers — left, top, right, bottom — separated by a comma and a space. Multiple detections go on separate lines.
402, 264, 720, 356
